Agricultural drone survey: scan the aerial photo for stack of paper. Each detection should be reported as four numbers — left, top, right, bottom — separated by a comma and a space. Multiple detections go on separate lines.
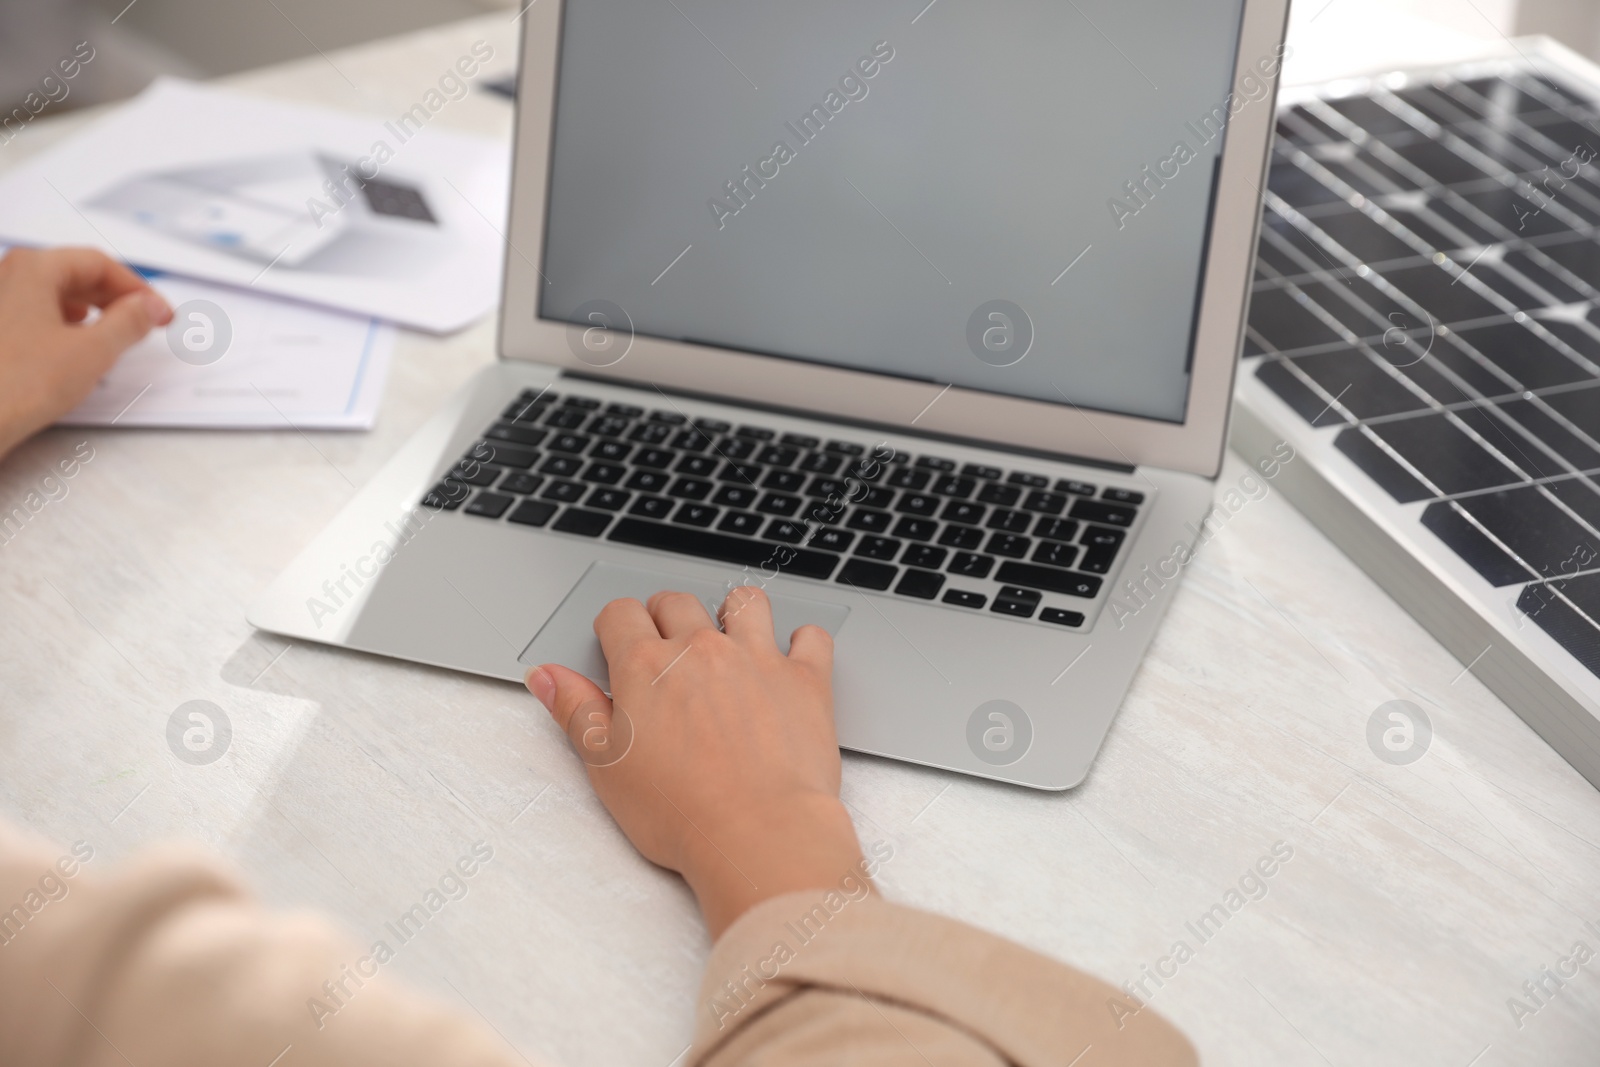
0, 78, 511, 430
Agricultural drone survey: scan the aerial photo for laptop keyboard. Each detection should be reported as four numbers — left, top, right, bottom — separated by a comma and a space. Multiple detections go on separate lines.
420, 387, 1147, 627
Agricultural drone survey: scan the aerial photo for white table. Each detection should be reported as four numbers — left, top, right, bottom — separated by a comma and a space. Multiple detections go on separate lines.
2, 9, 1598, 1066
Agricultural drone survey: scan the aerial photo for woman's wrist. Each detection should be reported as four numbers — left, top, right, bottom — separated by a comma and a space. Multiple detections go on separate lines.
680, 793, 867, 939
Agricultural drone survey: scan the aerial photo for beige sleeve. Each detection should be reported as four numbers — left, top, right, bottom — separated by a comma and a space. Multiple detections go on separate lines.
691, 888, 1198, 1067
0, 825, 1194, 1067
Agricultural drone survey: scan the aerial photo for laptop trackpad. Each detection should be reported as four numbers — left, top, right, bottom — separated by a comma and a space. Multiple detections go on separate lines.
518, 561, 851, 692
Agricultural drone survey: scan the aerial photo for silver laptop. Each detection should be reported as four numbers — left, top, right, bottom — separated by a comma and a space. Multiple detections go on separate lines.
249, 0, 1290, 790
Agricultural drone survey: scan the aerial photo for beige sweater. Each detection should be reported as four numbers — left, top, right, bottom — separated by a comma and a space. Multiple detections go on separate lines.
0, 822, 1196, 1066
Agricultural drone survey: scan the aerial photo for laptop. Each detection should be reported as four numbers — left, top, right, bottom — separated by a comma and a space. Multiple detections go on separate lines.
248, 0, 1291, 790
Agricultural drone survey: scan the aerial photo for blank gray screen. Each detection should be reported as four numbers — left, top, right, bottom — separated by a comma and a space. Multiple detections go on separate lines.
540, 0, 1250, 423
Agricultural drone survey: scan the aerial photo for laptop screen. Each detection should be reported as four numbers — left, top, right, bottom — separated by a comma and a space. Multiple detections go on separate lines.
539, 0, 1256, 424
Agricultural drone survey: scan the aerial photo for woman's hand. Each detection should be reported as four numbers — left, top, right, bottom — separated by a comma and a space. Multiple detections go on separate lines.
0, 247, 171, 461
527, 586, 866, 938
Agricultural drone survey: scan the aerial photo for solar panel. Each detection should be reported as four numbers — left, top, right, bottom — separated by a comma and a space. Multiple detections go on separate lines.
1237, 52, 1600, 787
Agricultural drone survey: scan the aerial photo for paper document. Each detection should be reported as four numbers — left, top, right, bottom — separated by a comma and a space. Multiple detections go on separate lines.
0, 78, 509, 333
59, 272, 394, 430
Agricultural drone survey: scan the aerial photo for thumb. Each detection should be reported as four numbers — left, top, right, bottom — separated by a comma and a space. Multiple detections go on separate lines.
527, 663, 624, 761
76, 289, 171, 366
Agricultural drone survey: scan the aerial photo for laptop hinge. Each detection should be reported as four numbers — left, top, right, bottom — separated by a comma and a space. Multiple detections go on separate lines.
561, 370, 1137, 474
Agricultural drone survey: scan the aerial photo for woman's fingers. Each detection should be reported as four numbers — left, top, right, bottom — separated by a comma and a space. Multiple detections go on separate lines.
786, 624, 835, 676
594, 596, 661, 667
39, 247, 157, 311
646, 589, 717, 640
719, 585, 777, 648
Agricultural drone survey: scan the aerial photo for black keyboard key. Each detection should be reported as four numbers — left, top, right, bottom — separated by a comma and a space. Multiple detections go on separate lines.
826, 440, 866, 455
858, 487, 895, 508
545, 407, 587, 429
542, 480, 587, 503
549, 433, 592, 454
931, 476, 975, 498
609, 519, 840, 579
986, 533, 1031, 558
888, 467, 931, 490
674, 503, 720, 528
588, 415, 631, 438
554, 508, 613, 537
630, 423, 674, 445
1022, 491, 1067, 515
591, 439, 632, 462
765, 519, 807, 543
422, 481, 470, 510
1078, 545, 1118, 575
668, 478, 714, 500
477, 443, 537, 470
465, 491, 513, 518
671, 429, 713, 452
1035, 518, 1079, 541
635, 447, 676, 469
1102, 487, 1144, 504
1056, 479, 1096, 496
893, 517, 939, 541
540, 455, 584, 477
507, 499, 557, 527
712, 484, 761, 509
916, 455, 956, 471
500, 472, 543, 496
943, 589, 987, 608
717, 510, 764, 536
837, 558, 898, 590
629, 495, 674, 519
847, 509, 893, 533
606, 402, 644, 417
996, 562, 1102, 598
902, 544, 948, 569
1007, 472, 1049, 487
855, 536, 901, 560
486, 423, 547, 448
675, 455, 720, 477
649, 409, 687, 424
938, 525, 985, 550
582, 462, 627, 485
991, 586, 1041, 618
798, 451, 842, 474
720, 461, 764, 484
987, 509, 1032, 533
737, 424, 775, 440
941, 501, 986, 525
781, 432, 820, 448
588, 488, 632, 511
1032, 541, 1080, 569
1069, 499, 1138, 527
757, 493, 802, 516
693, 417, 730, 434
625, 469, 671, 493
896, 569, 945, 599
948, 552, 995, 579
1040, 607, 1086, 627
810, 528, 855, 552
977, 483, 1022, 506
961, 463, 1002, 480
503, 392, 553, 421
897, 493, 940, 516
564, 396, 601, 410
756, 445, 799, 467
1081, 525, 1126, 549
452, 462, 503, 488
718, 436, 757, 459
763, 469, 809, 492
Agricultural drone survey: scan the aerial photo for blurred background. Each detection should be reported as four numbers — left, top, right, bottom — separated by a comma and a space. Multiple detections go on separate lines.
1, 0, 1598, 117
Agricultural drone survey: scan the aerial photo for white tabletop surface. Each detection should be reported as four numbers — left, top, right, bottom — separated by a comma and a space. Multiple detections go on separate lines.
2, 7, 1598, 1066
